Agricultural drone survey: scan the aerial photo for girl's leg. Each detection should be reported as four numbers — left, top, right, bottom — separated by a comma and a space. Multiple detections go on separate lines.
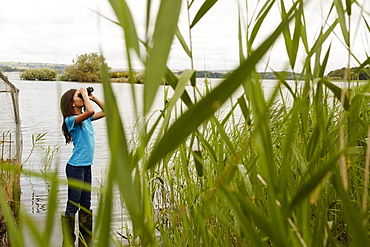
65, 164, 84, 216
80, 165, 92, 210
79, 166, 93, 246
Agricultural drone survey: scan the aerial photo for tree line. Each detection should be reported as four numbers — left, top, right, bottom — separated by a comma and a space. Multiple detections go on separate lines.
19, 53, 106, 82
17, 53, 143, 83
326, 66, 370, 80
5, 53, 369, 82
0, 65, 23, 72
20, 67, 58, 81
18, 53, 229, 82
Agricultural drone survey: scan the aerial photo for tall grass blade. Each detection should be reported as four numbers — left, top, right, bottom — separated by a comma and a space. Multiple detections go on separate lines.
307, 19, 338, 58
332, 174, 370, 246
318, 45, 331, 77
190, 0, 218, 28
24, 214, 46, 246
158, 69, 194, 138
248, 0, 275, 50
274, 72, 296, 98
0, 190, 23, 247
192, 150, 203, 177
333, 0, 350, 45
279, 100, 299, 205
108, 0, 140, 56
290, 2, 303, 68
280, 0, 303, 69
363, 126, 370, 215
288, 154, 341, 213
100, 59, 153, 244
346, 0, 352, 16
197, 130, 218, 163
221, 184, 287, 246
214, 117, 235, 154
164, 67, 194, 107
347, 94, 365, 146
175, 26, 192, 57
238, 6, 245, 63
320, 78, 350, 110
147, 1, 300, 169
94, 168, 114, 247
42, 173, 59, 244
237, 95, 251, 124
144, 0, 182, 115
354, 56, 370, 74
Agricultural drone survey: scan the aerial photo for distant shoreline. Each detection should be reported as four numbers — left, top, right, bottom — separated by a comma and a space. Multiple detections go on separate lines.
2, 61, 370, 81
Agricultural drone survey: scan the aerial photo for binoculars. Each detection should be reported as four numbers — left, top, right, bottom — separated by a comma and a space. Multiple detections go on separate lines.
78, 87, 94, 98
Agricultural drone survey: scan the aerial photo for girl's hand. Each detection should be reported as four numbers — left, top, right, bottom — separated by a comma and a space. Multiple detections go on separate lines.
88, 93, 96, 101
79, 87, 88, 97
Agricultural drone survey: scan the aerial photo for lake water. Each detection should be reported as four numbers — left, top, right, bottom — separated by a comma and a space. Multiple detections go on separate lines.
9, 75, 136, 246
6, 73, 249, 246
4, 72, 353, 246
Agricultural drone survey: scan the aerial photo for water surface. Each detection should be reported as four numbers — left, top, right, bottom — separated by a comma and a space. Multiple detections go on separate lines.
6, 72, 285, 245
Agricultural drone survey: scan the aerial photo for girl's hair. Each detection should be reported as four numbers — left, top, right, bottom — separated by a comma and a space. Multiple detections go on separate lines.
60, 89, 77, 144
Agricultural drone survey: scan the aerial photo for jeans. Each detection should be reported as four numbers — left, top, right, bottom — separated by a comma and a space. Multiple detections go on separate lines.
65, 164, 92, 216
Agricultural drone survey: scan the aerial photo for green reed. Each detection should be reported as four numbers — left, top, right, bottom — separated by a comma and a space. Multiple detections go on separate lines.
1, 0, 370, 246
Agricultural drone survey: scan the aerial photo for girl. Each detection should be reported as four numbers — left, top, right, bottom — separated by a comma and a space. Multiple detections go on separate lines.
60, 87, 105, 246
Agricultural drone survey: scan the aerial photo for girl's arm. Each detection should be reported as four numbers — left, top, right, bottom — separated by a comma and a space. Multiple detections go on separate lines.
75, 88, 95, 124
90, 94, 105, 121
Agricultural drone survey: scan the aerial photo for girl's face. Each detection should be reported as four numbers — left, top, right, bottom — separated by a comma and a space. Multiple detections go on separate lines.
72, 90, 84, 107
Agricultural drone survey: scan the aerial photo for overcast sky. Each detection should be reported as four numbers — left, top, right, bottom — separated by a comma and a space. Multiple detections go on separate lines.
0, 0, 369, 73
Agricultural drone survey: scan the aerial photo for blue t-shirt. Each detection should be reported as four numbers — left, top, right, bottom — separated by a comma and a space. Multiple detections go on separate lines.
65, 115, 94, 166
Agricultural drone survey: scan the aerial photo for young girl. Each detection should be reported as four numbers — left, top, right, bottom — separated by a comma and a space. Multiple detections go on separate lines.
60, 87, 105, 246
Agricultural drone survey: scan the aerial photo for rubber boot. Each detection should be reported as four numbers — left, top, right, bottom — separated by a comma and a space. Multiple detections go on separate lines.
78, 210, 92, 247
61, 214, 76, 246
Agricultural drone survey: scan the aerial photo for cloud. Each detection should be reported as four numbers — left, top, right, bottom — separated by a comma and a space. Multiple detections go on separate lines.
0, 0, 119, 64
0, 0, 369, 73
